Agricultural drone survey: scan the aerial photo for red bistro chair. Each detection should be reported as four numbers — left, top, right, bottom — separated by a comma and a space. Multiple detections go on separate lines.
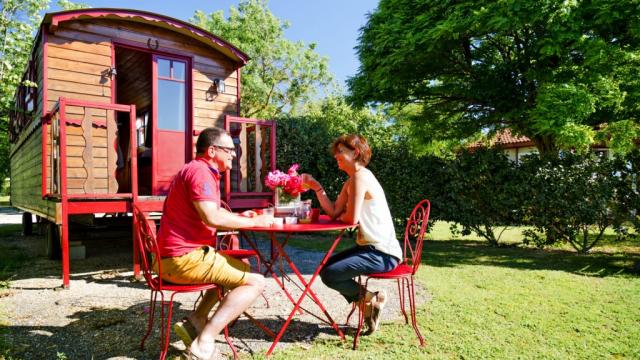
348, 199, 431, 350
133, 204, 238, 360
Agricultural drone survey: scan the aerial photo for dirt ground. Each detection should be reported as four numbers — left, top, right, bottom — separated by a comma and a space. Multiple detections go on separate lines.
0, 209, 428, 359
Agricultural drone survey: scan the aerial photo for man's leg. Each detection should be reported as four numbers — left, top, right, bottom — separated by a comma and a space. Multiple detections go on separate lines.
189, 272, 265, 357
187, 289, 218, 332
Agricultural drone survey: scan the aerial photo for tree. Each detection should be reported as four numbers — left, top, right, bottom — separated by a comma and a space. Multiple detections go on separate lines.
0, 0, 87, 182
190, 0, 332, 119
0, 0, 50, 181
348, 0, 640, 156
56, 0, 89, 10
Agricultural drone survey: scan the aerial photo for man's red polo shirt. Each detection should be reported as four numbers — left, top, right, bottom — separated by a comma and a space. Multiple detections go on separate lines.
157, 158, 220, 258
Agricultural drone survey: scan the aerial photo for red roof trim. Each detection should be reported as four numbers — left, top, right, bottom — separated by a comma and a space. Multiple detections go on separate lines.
43, 8, 249, 65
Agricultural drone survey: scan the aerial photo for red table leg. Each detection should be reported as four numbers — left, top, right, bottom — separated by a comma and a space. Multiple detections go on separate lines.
241, 232, 300, 308
266, 229, 347, 356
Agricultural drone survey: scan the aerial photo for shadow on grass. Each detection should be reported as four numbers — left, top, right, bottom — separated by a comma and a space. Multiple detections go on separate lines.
424, 239, 640, 277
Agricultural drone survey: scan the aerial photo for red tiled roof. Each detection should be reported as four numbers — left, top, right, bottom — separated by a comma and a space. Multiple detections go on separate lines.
469, 129, 535, 149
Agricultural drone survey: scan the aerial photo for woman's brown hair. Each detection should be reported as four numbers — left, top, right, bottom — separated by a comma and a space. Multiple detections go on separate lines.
331, 134, 372, 166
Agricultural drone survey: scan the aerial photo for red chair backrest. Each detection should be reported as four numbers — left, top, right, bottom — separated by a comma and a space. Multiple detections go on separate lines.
401, 199, 431, 275
133, 204, 163, 290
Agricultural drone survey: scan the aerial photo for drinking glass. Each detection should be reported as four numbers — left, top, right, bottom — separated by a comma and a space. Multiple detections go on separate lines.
263, 207, 275, 219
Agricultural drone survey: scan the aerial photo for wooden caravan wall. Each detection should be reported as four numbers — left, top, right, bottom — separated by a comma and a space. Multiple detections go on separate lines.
10, 120, 56, 219
41, 18, 239, 194
9, 38, 55, 218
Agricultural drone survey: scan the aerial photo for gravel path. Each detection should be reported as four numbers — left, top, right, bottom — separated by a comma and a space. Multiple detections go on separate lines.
0, 208, 428, 359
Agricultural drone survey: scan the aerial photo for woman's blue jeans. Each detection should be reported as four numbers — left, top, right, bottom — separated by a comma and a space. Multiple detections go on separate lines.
320, 245, 398, 303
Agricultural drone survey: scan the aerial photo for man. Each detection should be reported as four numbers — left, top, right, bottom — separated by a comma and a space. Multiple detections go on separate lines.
156, 127, 273, 359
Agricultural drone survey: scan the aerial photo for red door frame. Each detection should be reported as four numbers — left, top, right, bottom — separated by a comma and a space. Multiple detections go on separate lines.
112, 42, 193, 195
151, 54, 192, 195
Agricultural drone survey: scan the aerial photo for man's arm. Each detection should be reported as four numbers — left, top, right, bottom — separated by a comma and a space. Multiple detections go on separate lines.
192, 201, 272, 229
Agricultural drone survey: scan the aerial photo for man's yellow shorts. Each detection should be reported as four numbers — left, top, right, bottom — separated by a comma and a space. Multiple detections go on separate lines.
158, 246, 249, 288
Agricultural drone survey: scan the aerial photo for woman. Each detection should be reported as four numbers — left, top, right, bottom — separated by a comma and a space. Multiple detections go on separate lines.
303, 134, 401, 334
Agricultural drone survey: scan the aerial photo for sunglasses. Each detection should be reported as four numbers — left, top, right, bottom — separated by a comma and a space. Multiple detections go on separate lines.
212, 144, 236, 155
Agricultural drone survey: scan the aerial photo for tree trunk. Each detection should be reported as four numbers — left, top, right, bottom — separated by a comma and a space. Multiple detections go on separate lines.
531, 135, 558, 157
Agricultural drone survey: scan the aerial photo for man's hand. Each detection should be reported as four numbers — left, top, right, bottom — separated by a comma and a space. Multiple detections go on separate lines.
241, 210, 257, 218
252, 214, 274, 227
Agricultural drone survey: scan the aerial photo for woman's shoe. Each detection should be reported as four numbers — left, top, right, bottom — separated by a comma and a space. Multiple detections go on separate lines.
367, 290, 387, 334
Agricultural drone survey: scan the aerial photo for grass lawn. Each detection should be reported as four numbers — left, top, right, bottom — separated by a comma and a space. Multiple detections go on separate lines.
268, 222, 640, 359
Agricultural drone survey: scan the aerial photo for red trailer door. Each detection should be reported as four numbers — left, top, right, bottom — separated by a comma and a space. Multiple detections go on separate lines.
152, 55, 190, 194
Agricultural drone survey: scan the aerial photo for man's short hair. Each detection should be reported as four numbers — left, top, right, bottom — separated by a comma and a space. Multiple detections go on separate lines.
196, 127, 228, 154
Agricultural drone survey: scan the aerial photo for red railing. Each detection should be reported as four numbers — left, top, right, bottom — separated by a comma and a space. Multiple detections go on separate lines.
43, 97, 138, 200
224, 115, 276, 209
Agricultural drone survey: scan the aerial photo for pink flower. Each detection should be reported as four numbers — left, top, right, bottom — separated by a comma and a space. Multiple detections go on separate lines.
265, 164, 308, 195
265, 170, 288, 189
287, 164, 300, 176
284, 175, 303, 196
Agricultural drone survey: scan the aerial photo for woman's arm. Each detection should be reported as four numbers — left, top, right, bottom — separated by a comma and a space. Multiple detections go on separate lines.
303, 173, 348, 219
338, 171, 367, 225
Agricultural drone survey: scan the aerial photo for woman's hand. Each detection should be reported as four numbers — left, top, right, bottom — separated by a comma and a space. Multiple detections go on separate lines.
301, 173, 322, 191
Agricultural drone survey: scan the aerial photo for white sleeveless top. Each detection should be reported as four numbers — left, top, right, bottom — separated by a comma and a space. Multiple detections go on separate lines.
355, 170, 403, 261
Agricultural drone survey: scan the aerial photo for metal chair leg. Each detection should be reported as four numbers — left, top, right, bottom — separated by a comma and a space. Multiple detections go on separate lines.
408, 277, 425, 346
141, 290, 158, 350
352, 276, 367, 350
345, 302, 357, 326
159, 292, 179, 360
398, 278, 408, 324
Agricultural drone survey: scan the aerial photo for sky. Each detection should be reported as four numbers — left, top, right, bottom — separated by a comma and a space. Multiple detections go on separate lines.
48, 0, 380, 88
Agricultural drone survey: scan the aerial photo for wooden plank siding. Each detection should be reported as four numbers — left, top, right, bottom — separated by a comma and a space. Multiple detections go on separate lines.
9, 38, 49, 218
34, 40, 45, 120
10, 125, 53, 218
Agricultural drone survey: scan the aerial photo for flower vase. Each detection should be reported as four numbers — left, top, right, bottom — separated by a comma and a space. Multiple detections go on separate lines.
275, 187, 300, 215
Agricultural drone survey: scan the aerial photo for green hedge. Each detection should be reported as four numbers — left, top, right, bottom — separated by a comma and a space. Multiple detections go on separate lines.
275, 115, 640, 252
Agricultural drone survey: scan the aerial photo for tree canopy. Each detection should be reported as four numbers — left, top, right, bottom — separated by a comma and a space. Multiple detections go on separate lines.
0, 0, 51, 180
348, 0, 640, 155
191, 0, 332, 119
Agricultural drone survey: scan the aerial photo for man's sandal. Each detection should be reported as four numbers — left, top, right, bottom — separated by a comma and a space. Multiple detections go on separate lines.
174, 317, 198, 347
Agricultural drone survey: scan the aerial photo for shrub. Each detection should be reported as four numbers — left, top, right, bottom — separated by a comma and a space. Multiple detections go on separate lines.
438, 148, 523, 246
519, 153, 638, 253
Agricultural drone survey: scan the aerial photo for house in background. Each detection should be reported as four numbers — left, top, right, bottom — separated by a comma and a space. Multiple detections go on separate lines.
469, 129, 612, 163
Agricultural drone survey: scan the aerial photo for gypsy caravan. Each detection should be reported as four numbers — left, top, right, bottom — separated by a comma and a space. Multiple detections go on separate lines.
9, 9, 275, 287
